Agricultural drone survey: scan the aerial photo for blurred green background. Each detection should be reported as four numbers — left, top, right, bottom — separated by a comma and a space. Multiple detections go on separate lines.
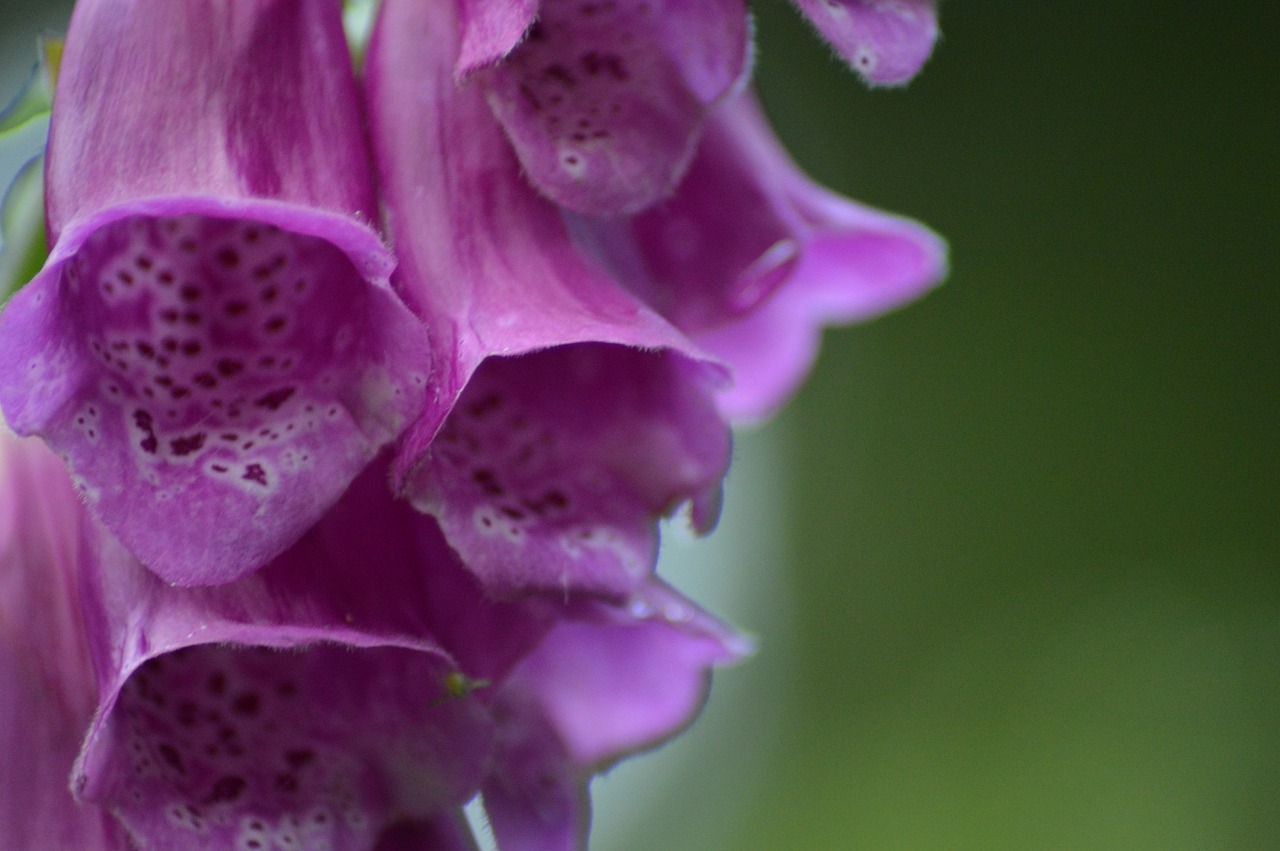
3, 1, 1277, 849
617, 2, 1279, 849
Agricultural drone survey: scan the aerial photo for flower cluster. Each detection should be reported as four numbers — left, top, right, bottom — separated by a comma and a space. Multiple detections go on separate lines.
0, 0, 944, 848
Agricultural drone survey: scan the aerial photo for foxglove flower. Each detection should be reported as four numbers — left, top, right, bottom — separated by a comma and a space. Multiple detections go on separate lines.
0, 0, 431, 585
0, 423, 125, 849
465, 0, 752, 216
368, 0, 732, 600
72, 457, 549, 850
575, 92, 947, 419
791, 0, 940, 86
480, 581, 749, 850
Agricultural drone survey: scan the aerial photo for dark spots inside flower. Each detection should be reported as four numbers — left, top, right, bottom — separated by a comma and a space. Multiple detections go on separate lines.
580, 50, 628, 80
134, 409, 158, 454
136, 254, 154, 270
161, 337, 179, 353
231, 692, 261, 716
467, 392, 503, 418
155, 375, 174, 388
136, 341, 156, 359
182, 310, 202, 325
260, 285, 278, 303
181, 340, 202, 357
158, 270, 175, 286
244, 227, 260, 243
170, 386, 190, 400
179, 238, 198, 252
169, 433, 206, 456
275, 773, 299, 793
118, 270, 134, 285
207, 671, 227, 696
223, 299, 249, 317
242, 464, 268, 486
216, 358, 243, 378
542, 63, 576, 88
263, 315, 287, 333
179, 283, 202, 303
253, 387, 295, 411
472, 468, 504, 496
205, 774, 246, 804
276, 681, 297, 698
215, 247, 240, 268
283, 748, 314, 769
193, 373, 217, 389
157, 742, 185, 774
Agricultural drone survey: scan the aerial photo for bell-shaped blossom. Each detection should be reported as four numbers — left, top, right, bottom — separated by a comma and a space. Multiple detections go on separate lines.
0, 0, 432, 586
480, 580, 750, 850
472, 0, 752, 216
791, 0, 940, 86
0, 423, 126, 849
574, 92, 947, 420
368, 0, 732, 600
72, 456, 552, 850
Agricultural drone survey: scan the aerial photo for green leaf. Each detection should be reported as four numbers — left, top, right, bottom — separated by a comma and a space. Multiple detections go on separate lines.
0, 36, 63, 138
0, 155, 48, 304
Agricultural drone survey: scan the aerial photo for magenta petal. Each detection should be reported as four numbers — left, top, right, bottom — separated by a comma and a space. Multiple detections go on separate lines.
0, 0, 431, 585
457, 0, 541, 75
479, 581, 747, 849
70, 461, 549, 850
791, 0, 939, 86
514, 581, 748, 767
586, 93, 946, 420
0, 427, 122, 849
479, 0, 752, 214
369, 0, 731, 598
482, 700, 587, 851
408, 345, 730, 599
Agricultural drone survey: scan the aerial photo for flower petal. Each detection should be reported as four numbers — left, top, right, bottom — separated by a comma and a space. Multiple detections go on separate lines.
71, 460, 551, 849
408, 344, 730, 600
479, 581, 747, 849
579, 92, 946, 420
456, 0, 541, 75
0, 0, 431, 585
479, 0, 752, 214
791, 0, 939, 86
0, 425, 123, 849
369, 0, 731, 598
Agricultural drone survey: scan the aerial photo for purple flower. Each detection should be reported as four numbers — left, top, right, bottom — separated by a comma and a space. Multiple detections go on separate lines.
574, 92, 948, 420
71, 457, 549, 850
0, 0, 431, 586
480, 581, 749, 850
468, 0, 752, 216
368, 0, 732, 600
0, 424, 126, 848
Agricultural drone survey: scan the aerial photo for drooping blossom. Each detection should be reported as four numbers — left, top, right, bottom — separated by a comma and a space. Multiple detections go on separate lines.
451, 0, 937, 216
572, 92, 947, 420
368, 0, 732, 600
1, 425, 743, 849
0, 0, 431, 586
0, 422, 125, 849
480, 581, 749, 850
69, 456, 546, 849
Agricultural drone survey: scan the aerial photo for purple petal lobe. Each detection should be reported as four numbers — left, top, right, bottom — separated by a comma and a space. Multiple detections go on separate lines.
482, 697, 587, 851
0, 426, 122, 848
580, 93, 946, 420
1, 210, 429, 585
409, 345, 730, 599
515, 582, 748, 766
791, 0, 939, 86
71, 459, 527, 849
0, 0, 430, 584
82, 644, 482, 851
480, 0, 751, 214
457, 0, 541, 75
